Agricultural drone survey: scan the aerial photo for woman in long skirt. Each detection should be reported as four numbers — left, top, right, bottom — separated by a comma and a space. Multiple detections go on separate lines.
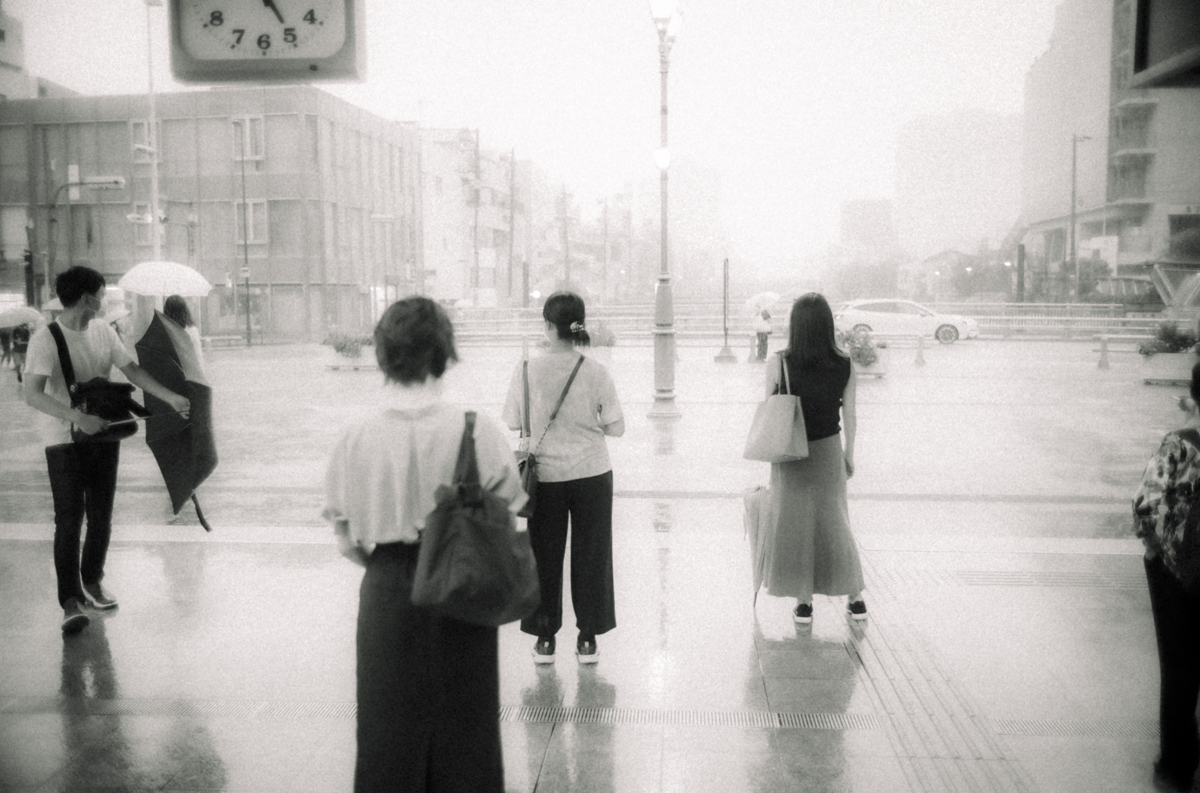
324, 297, 527, 793
762, 293, 866, 624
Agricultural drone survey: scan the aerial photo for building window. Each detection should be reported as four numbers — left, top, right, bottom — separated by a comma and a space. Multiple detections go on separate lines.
131, 120, 162, 163
235, 200, 268, 244
232, 116, 264, 160
132, 202, 152, 245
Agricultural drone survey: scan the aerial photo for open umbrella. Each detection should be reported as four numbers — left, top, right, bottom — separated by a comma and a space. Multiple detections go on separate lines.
136, 312, 217, 531
0, 306, 43, 328
119, 261, 212, 297
745, 291, 780, 315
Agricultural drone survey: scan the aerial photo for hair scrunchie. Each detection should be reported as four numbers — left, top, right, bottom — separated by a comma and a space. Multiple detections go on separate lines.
570, 321, 586, 333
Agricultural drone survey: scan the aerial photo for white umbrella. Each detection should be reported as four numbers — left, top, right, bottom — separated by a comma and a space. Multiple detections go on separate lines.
745, 291, 780, 315
118, 261, 212, 297
0, 306, 43, 328
44, 298, 63, 311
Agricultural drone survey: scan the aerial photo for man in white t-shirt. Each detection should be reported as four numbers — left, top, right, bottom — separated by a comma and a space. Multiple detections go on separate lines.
24, 266, 191, 635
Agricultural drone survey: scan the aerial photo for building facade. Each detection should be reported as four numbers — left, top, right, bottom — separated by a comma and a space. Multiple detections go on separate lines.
0, 85, 423, 338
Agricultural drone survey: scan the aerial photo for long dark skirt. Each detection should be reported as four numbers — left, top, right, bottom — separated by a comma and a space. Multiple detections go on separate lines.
356, 542, 503, 793
764, 434, 864, 600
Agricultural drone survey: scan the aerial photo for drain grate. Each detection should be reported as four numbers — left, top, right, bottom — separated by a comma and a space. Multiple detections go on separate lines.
991, 718, 1158, 740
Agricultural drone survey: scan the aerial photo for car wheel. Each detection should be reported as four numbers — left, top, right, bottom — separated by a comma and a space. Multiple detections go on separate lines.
852, 324, 872, 334
936, 325, 959, 344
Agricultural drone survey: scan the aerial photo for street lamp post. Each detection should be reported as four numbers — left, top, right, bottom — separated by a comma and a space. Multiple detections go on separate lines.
1069, 133, 1091, 301
46, 177, 126, 305
649, 0, 682, 418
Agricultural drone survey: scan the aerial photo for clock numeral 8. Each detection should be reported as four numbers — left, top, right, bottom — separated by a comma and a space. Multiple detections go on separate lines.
209, 10, 223, 26
257, 33, 271, 50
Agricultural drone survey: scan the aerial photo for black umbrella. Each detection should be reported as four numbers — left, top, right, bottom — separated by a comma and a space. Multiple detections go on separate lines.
135, 312, 217, 531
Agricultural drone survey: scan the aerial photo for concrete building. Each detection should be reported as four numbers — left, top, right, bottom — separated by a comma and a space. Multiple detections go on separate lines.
894, 109, 1022, 262
0, 85, 422, 339
0, 2, 75, 103
418, 128, 533, 307
1018, 0, 1200, 301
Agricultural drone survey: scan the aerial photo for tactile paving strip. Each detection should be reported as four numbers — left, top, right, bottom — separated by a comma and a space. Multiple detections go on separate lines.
990, 718, 1158, 740
866, 568, 1145, 589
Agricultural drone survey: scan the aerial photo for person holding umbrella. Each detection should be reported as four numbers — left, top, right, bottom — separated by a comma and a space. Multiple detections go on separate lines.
11, 322, 30, 384
23, 266, 191, 634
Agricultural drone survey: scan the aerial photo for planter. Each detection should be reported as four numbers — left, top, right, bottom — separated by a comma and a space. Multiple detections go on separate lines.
325, 348, 374, 371
852, 348, 888, 378
1142, 351, 1196, 385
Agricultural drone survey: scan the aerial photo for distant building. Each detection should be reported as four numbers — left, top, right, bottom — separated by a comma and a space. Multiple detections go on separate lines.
0, 2, 75, 102
894, 110, 1022, 262
0, 85, 422, 339
1018, 0, 1200, 301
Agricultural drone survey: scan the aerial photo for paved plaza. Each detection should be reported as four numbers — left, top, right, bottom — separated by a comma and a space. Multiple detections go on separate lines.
0, 336, 1187, 792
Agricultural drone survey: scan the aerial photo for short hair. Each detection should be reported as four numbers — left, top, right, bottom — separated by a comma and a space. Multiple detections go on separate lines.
56, 266, 106, 308
163, 295, 194, 328
543, 291, 590, 347
374, 297, 458, 385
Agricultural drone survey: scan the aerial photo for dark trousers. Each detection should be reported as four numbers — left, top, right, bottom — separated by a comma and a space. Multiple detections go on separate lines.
356, 542, 503, 793
46, 442, 120, 608
520, 470, 616, 638
1145, 554, 1200, 789
756, 333, 769, 360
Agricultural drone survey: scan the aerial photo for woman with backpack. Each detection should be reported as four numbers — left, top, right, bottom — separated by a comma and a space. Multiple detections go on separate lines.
1133, 360, 1200, 793
324, 297, 526, 793
503, 291, 625, 665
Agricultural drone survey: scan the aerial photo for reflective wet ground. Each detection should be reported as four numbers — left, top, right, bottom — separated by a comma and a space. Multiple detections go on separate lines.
0, 339, 1182, 791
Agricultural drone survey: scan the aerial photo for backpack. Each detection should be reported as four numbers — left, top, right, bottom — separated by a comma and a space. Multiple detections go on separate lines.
410, 412, 540, 626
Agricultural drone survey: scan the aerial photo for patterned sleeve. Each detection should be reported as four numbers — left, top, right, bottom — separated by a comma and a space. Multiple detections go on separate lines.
1132, 434, 1180, 548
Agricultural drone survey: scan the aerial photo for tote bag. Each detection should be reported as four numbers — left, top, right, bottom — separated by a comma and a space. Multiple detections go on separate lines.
742, 352, 808, 463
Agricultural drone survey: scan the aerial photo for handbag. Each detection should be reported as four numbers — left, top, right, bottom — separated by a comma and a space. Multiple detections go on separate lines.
743, 352, 809, 463
48, 322, 150, 444
411, 411, 541, 626
514, 355, 585, 519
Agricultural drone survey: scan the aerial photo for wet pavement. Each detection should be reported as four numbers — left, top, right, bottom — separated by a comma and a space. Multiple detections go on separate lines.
0, 338, 1183, 791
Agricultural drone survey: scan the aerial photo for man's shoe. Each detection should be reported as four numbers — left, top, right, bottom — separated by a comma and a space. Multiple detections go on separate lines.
61, 598, 89, 634
792, 603, 813, 624
82, 582, 118, 610
848, 600, 868, 621
576, 636, 599, 664
533, 636, 555, 664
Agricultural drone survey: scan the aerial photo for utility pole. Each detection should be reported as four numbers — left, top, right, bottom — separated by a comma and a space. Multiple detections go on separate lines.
507, 148, 516, 301
561, 183, 571, 287
1069, 133, 1091, 302
602, 197, 610, 302
471, 129, 480, 296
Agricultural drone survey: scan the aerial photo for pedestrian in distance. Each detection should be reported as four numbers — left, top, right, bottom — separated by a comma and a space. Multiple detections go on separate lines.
755, 309, 772, 361
0, 326, 12, 370
11, 322, 30, 383
22, 266, 191, 635
503, 291, 625, 665
762, 293, 866, 625
163, 294, 205, 372
324, 297, 526, 793
1133, 360, 1200, 793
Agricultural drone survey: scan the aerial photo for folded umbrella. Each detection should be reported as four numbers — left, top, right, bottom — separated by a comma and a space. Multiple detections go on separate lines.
135, 312, 218, 531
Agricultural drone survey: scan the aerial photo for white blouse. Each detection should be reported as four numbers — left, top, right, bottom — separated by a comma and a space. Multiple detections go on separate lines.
323, 379, 527, 550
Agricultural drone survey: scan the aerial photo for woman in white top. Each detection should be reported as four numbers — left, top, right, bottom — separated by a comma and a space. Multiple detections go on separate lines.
324, 297, 525, 793
503, 292, 625, 665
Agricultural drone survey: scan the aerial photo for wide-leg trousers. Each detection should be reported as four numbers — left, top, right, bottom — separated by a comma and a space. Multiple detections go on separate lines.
520, 470, 616, 638
45, 442, 120, 608
1145, 554, 1200, 790
355, 542, 503, 793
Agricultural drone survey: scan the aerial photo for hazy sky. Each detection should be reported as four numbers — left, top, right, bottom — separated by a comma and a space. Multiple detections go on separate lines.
10, 0, 1062, 271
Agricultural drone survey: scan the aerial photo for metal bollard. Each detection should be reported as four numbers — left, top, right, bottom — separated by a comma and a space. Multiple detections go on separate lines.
914, 334, 926, 366
1098, 335, 1110, 369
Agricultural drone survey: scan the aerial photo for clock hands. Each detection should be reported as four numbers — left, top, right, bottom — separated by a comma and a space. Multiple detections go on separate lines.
262, 0, 285, 24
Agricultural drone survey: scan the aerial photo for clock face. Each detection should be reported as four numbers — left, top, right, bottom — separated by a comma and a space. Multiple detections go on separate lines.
179, 0, 346, 61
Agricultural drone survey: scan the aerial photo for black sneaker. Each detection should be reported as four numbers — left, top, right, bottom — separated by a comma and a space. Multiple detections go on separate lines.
848, 600, 868, 621
576, 636, 599, 664
792, 603, 813, 624
82, 582, 118, 610
61, 598, 89, 634
533, 636, 555, 664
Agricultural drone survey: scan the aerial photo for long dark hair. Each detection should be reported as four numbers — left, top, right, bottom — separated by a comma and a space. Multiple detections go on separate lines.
163, 295, 194, 328
543, 291, 590, 347
784, 293, 846, 368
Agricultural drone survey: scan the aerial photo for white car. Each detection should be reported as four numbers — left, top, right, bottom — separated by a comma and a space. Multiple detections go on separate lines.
834, 299, 979, 344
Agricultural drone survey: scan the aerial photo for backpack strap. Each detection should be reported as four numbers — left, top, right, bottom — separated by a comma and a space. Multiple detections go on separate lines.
47, 322, 80, 405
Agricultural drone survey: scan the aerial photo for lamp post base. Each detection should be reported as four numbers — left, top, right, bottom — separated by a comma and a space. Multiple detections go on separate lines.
714, 346, 737, 363
648, 395, 682, 420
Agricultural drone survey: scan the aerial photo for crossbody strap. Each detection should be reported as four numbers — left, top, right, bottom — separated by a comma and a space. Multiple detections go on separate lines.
531, 355, 585, 455
453, 411, 481, 486
47, 322, 80, 404
777, 352, 792, 396
521, 360, 531, 439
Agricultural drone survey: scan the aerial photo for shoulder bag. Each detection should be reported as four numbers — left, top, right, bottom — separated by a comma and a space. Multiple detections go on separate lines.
515, 355, 584, 519
411, 411, 541, 626
743, 352, 809, 463
48, 322, 149, 444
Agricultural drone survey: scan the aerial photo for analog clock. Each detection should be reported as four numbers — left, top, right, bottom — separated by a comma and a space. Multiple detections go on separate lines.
169, 0, 364, 82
